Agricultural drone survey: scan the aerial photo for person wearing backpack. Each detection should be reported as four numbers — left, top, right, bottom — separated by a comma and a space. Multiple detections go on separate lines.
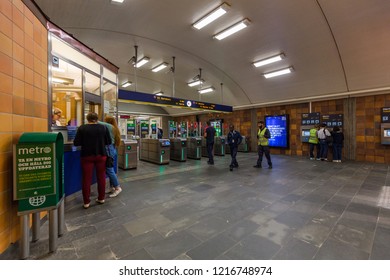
317, 123, 331, 161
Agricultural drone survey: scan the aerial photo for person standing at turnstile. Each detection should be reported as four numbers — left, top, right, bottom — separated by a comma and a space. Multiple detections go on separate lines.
204, 121, 216, 165
227, 124, 243, 171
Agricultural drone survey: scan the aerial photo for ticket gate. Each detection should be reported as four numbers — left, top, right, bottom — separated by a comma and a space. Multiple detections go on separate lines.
170, 138, 187, 162
238, 136, 249, 152
214, 136, 226, 156
118, 140, 138, 169
140, 138, 170, 165
187, 137, 202, 160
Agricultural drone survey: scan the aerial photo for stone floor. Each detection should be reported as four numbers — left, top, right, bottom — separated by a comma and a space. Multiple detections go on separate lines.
2, 152, 390, 260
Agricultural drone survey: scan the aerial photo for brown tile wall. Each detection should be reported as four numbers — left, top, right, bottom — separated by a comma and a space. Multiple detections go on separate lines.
172, 95, 390, 164
0, 0, 48, 254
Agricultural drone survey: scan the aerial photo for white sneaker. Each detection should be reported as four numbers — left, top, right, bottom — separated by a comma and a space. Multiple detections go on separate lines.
106, 187, 115, 194
109, 187, 122, 198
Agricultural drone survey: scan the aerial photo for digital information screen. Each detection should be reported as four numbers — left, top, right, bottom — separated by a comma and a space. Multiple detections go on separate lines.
119, 90, 232, 112
265, 114, 289, 148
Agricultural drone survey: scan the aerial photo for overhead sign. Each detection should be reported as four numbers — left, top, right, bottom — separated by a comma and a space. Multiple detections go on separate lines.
119, 90, 233, 112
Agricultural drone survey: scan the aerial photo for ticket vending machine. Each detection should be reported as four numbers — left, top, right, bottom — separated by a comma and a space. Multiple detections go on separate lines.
381, 108, 390, 145
170, 138, 187, 162
301, 126, 312, 143
301, 113, 321, 143
140, 139, 170, 164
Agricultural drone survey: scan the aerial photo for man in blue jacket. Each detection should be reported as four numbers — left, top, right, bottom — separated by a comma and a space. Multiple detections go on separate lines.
227, 124, 243, 171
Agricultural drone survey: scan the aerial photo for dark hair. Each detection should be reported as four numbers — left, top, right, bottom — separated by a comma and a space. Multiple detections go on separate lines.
86, 112, 98, 122
333, 126, 340, 132
320, 123, 326, 127
206, 121, 211, 125
258, 121, 264, 125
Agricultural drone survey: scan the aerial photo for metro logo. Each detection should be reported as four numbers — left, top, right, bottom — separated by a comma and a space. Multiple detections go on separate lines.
18, 146, 52, 155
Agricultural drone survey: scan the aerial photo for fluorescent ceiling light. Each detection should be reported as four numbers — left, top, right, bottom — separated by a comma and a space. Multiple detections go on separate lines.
253, 54, 285, 67
213, 19, 250, 40
151, 62, 168, 72
198, 87, 215, 94
110, 0, 124, 3
263, 67, 293, 79
52, 77, 74, 85
188, 79, 204, 87
52, 67, 65, 73
192, 2, 230, 30
135, 57, 150, 68
122, 81, 132, 87
155, 91, 164, 96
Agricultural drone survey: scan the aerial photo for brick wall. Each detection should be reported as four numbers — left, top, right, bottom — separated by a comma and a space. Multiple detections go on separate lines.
0, 0, 48, 254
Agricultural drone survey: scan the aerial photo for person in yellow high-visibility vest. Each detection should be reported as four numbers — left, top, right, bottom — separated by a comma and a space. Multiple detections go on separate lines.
253, 121, 272, 169
309, 124, 320, 160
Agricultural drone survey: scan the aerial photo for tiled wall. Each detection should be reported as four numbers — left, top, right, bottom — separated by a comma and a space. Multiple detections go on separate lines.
0, 0, 48, 254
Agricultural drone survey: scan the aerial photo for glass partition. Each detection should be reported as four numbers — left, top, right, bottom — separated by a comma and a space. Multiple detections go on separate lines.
103, 80, 117, 117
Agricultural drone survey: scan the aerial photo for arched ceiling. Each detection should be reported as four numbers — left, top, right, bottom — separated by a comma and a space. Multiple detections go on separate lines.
34, 0, 390, 113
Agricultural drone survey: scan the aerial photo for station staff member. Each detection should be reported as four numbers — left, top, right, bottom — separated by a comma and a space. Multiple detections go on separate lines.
227, 124, 243, 171
253, 121, 272, 169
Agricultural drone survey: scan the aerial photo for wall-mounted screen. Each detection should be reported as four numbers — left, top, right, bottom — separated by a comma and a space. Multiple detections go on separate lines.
265, 115, 289, 148
384, 129, 390, 137
302, 130, 311, 137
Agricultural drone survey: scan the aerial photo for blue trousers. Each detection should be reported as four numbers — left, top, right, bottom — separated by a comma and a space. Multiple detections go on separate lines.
106, 144, 119, 187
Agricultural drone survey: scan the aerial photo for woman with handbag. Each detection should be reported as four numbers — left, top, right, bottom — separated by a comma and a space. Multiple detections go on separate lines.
100, 116, 122, 198
74, 112, 111, 209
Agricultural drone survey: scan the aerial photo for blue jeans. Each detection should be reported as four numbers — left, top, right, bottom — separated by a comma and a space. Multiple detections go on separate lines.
207, 142, 214, 163
319, 139, 328, 159
106, 144, 119, 187
230, 145, 238, 167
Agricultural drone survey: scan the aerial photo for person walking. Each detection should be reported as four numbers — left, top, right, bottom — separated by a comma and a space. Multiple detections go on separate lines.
253, 120, 273, 169
74, 112, 111, 209
317, 123, 332, 161
331, 126, 344, 162
100, 116, 122, 197
204, 121, 216, 165
227, 124, 243, 171
309, 124, 320, 160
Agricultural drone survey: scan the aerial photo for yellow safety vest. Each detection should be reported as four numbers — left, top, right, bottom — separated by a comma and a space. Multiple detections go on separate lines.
258, 128, 269, 146
308, 128, 318, 144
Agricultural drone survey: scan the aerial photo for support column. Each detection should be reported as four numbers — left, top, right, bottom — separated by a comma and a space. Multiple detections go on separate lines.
343, 97, 356, 160
251, 109, 258, 152
20, 215, 30, 259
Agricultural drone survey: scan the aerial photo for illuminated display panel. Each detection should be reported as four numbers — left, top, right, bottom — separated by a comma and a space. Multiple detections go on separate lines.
265, 115, 289, 148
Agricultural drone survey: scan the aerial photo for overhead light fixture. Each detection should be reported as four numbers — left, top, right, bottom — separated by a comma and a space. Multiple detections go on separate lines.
151, 62, 168, 72
188, 79, 204, 87
192, 2, 230, 30
263, 67, 293, 79
135, 57, 150, 68
253, 54, 285, 68
52, 67, 65, 73
122, 81, 132, 87
155, 91, 164, 96
213, 18, 250, 40
110, 0, 124, 3
198, 87, 215, 94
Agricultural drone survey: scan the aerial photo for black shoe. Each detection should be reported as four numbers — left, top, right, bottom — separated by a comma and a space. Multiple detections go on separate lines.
209, 162, 214, 165
268, 165, 272, 169
253, 165, 261, 168
234, 164, 239, 168
229, 166, 233, 171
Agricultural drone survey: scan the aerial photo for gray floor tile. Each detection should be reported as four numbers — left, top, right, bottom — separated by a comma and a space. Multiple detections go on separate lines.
371, 226, 390, 259
187, 234, 237, 260
225, 234, 281, 259
314, 238, 369, 260
273, 238, 318, 260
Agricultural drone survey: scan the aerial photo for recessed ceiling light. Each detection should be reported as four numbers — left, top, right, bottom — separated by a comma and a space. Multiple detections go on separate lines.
253, 54, 285, 67
263, 67, 293, 79
110, 0, 124, 4
155, 91, 164, 96
192, 2, 230, 30
213, 19, 250, 40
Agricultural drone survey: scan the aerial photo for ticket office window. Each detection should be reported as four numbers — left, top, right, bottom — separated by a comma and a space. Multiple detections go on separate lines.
84, 72, 101, 122
51, 60, 82, 127
103, 80, 117, 117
